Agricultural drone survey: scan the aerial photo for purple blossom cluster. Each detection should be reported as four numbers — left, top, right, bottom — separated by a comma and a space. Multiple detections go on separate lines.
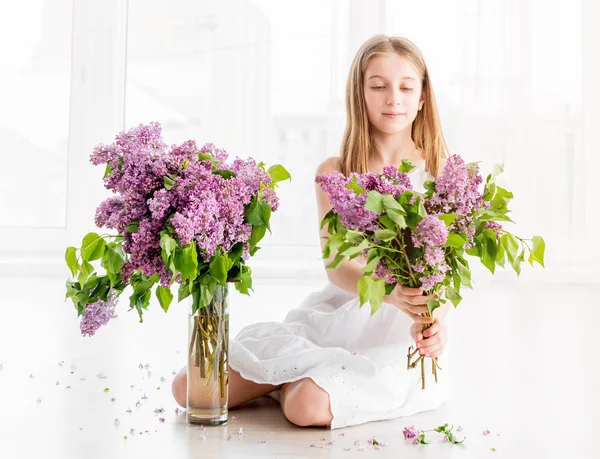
411, 216, 451, 290
316, 169, 413, 232
373, 258, 397, 285
425, 154, 486, 249
91, 122, 277, 287
80, 289, 118, 337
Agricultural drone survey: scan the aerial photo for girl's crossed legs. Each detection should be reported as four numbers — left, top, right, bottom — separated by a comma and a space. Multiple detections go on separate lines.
171, 366, 333, 427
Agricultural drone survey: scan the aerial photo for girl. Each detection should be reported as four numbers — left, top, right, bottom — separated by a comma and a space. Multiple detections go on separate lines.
172, 34, 453, 429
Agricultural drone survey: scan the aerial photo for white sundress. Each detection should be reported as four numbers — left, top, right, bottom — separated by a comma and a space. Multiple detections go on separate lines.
228, 160, 454, 429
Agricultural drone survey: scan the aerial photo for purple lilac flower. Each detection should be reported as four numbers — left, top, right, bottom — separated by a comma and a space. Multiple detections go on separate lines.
315, 171, 380, 232
426, 154, 485, 248
419, 272, 446, 291
373, 259, 397, 285
80, 289, 118, 337
403, 425, 420, 439
90, 123, 278, 287
412, 215, 448, 249
484, 221, 503, 239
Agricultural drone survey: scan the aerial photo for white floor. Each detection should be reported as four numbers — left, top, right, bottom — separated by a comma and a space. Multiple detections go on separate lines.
0, 274, 598, 459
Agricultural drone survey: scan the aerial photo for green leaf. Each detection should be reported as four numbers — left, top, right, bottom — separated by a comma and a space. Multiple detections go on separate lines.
512, 251, 524, 276
249, 225, 267, 248
346, 175, 365, 194
325, 254, 345, 269
65, 246, 80, 278
456, 258, 473, 288
178, 281, 192, 302
199, 275, 218, 309
156, 286, 173, 312
357, 276, 386, 315
365, 191, 384, 213
374, 229, 396, 242
213, 169, 236, 180
386, 209, 407, 228
246, 199, 265, 227
323, 232, 345, 259
531, 235, 546, 268
445, 285, 462, 307
345, 230, 364, 243
496, 239, 506, 268
360, 252, 381, 274
427, 299, 441, 317
164, 175, 175, 190
160, 232, 178, 257
438, 213, 456, 227
501, 233, 519, 263
267, 164, 291, 183
103, 162, 113, 179
81, 232, 106, 262
480, 232, 497, 274
382, 195, 405, 213
340, 239, 369, 257
399, 159, 415, 173
126, 221, 140, 233
446, 233, 466, 248
78, 260, 94, 284
209, 255, 229, 285
234, 265, 253, 295
174, 243, 198, 283
379, 214, 396, 230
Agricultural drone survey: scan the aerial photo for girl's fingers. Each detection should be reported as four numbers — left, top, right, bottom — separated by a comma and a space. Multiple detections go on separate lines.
423, 322, 439, 338
419, 343, 442, 356
411, 313, 434, 324
399, 285, 423, 296
407, 304, 429, 315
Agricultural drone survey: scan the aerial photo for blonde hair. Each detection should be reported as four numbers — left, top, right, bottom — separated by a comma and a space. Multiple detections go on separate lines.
340, 35, 449, 178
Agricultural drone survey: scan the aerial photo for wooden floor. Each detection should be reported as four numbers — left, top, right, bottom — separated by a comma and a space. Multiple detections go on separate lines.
0, 275, 598, 458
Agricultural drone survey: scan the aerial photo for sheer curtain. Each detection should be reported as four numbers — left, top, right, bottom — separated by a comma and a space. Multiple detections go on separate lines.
0, 0, 597, 285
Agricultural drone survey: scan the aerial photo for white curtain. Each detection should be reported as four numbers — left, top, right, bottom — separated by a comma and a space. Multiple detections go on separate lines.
0, 0, 597, 285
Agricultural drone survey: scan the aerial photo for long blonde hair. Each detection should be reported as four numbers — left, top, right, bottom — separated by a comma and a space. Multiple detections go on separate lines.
340, 35, 449, 178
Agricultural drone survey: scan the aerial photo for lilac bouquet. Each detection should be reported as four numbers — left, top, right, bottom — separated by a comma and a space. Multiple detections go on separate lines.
65, 122, 290, 336
316, 155, 544, 388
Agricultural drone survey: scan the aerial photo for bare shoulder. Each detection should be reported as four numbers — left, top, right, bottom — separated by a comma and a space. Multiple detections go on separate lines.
315, 156, 341, 176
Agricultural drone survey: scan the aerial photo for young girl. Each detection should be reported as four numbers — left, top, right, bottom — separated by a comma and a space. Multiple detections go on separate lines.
172, 34, 453, 429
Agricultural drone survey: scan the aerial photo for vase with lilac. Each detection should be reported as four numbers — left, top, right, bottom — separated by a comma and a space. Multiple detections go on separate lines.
65, 122, 290, 425
316, 155, 545, 389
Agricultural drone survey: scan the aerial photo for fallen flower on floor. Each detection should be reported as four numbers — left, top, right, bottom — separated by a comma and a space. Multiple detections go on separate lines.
159, 418, 165, 423
403, 425, 420, 439
103, 387, 110, 392
114, 418, 120, 426
227, 434, 233, 441
483, 429, 491, 435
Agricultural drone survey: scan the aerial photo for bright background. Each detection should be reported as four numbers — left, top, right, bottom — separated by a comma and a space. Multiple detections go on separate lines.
0, 2, 598, 458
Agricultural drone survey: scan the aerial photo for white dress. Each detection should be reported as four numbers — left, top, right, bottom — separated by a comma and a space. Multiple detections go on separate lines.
228, 161, 454, 429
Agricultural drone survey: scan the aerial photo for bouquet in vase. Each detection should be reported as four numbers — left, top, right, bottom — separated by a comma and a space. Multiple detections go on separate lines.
316, 155, 545, 389
64, 122, 290, 424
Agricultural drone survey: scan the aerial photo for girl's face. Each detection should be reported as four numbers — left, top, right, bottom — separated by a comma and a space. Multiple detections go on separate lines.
363, 53, 424, 135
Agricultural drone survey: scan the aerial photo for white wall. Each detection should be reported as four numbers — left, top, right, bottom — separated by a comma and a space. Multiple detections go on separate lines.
0, 0, 598, 286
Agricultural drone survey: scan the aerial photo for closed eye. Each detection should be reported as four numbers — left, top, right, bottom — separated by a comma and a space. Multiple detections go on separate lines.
370, 86, 413, 91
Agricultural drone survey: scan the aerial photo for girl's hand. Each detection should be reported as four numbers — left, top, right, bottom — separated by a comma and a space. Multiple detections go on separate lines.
410, 320, 448, 358
385, 285, 437, 324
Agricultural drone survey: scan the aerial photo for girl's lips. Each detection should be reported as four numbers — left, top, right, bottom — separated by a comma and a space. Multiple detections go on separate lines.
383, 113, 405, 118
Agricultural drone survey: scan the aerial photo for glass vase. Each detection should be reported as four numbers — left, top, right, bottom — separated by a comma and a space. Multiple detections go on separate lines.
186, 284, 229, 425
